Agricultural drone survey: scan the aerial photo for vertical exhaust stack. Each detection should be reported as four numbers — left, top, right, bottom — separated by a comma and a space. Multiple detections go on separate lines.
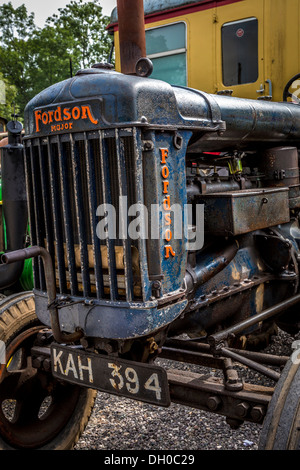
0, 119, 28, 289
117, 0, 147, 74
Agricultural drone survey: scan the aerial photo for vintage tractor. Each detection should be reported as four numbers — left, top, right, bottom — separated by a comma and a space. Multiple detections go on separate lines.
1, 0, 300, 450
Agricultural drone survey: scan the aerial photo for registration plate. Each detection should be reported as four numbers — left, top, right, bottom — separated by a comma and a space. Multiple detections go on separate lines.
51, 344, 171, 407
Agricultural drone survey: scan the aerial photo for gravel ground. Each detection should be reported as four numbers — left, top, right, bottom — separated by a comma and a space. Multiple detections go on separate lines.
75, 329, 297, 451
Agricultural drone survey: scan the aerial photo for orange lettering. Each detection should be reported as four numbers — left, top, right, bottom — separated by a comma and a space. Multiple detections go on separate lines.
48, 110, 54, 123
160, 147, 176, 259
162, 166, 169, 179
42, 112, 48, 125
34, 103, 99, 133
72, 107, 81, 120
165, 213, 171, 225
162, 180, 169, 194
54, 107, 62, 122
63, 108, 72, 121
165, 245, 176, 259
165, 229, 172, 242
163, 195, 171, 211
82, 105, 99, 125
160, 148, 169, 164
34, 110, 42, 132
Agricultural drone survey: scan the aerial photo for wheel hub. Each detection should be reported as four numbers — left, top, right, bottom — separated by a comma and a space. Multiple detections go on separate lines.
0, 327, 81, 449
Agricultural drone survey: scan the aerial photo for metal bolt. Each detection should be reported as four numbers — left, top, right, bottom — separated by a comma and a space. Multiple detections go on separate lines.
152, 281, 161, 290
32, 356, 44, 369
251, 405, 265, 422
80, 337, 89, 349
143, 140, 154, 151
207, 396, 222, 411
105, 343, 115, 354
236, 402, 250, 418
43, 358, 51, 371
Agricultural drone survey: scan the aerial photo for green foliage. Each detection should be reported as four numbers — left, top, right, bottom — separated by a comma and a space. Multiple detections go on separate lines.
0, 0, 112, 118
0, 73, 18, 122
0, 2, 36, 115
46, 0, 111, 70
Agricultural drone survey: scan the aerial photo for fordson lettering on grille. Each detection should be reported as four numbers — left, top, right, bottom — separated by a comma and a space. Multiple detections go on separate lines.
34, 103, 99, 133
160, 148, 176, 259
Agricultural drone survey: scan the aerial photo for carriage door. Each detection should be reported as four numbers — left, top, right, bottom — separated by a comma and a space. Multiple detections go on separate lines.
215, 0, 266, 100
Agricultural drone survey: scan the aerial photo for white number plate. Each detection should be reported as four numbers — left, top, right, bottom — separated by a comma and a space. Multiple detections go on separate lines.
51, 344, 170, 406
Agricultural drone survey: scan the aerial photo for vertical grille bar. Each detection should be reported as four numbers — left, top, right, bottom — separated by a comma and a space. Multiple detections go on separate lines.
133, 128, 151, 301
29, 143, 45, 290
99, 130, 118, 300
47, 137, 67, 293
57, 136, 79, 296
115, 129, 134, 301
70, 134, 91, 298
86, 135, 105, 299
37, 140, 55, 271
24, 142, 39, 288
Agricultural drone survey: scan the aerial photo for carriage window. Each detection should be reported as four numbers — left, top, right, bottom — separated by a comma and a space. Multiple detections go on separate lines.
222, 18, 258, 86
145, 23, 187, 86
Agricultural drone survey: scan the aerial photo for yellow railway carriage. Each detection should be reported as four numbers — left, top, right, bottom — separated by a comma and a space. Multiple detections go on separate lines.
108, 0, 300, 102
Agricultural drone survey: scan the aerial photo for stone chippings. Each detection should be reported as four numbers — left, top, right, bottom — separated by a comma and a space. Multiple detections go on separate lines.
75, 329, 296, 451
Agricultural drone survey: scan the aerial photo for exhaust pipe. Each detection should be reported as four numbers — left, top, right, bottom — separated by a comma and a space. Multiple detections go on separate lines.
117, 0, 147, 74
185, 240, 239, 293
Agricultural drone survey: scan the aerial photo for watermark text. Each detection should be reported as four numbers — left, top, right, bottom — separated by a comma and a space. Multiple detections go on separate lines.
95, 198, 204, 251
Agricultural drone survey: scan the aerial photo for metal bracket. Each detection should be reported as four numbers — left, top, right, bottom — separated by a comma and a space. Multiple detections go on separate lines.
257, 79, 273, 101
142, 140, 154, 151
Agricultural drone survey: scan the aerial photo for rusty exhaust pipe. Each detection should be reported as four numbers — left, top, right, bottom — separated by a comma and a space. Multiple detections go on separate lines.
117, 0, 147, 75
2, 246, 83, 344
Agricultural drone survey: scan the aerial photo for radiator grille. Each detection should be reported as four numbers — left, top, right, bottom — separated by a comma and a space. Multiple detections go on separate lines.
24, 128, 145, 301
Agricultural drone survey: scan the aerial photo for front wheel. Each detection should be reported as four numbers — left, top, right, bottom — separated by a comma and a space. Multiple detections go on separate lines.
0, 292, 97, 449
259, 350, 300, 450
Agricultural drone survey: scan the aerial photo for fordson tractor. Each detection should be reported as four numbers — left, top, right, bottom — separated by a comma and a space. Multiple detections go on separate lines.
1, 0, 300, 450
